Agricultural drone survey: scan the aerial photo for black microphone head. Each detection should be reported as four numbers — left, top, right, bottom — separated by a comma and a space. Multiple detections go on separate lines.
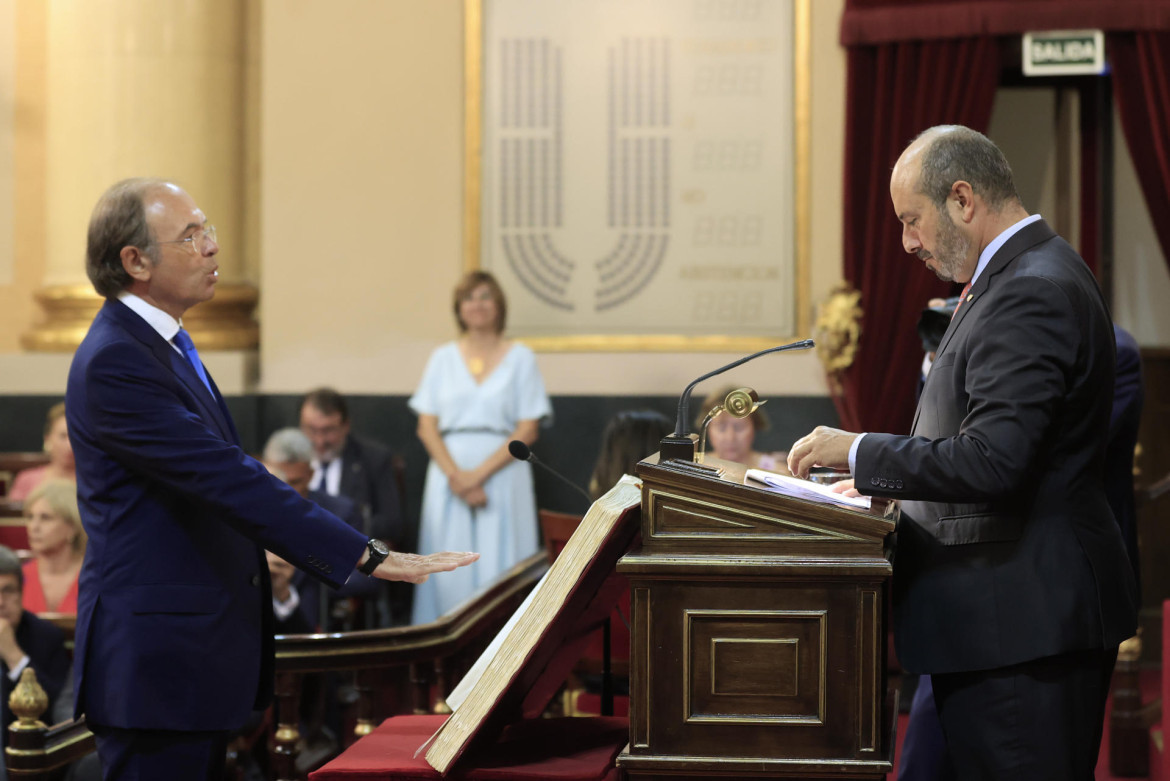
507, 440, 531, 461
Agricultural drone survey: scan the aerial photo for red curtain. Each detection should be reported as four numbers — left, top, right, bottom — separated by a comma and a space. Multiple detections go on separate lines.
835, 36, 999, 434
1111, 31, 1170, 271
842, 1, 1170, 45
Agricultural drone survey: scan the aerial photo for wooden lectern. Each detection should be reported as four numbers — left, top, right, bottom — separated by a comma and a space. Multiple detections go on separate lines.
617, 455, 898, 780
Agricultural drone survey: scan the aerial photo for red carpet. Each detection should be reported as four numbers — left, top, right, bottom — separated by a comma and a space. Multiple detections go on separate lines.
310, 715, 627, 780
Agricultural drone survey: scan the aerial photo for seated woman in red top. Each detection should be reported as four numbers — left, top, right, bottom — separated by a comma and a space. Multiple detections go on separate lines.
9, 402, 75, 501
21, 479, 84, 615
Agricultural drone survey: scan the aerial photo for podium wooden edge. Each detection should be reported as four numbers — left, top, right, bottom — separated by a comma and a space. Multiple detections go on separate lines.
616, 686, 898, 779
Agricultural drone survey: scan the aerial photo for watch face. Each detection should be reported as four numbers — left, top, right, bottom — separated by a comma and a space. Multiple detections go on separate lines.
370, 539, 390, 557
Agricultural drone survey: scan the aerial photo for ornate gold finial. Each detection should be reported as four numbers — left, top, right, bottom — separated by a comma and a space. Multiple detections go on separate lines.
9, 668, 49, 729
273, 723, 300, 744
721, 388, 762, 419
697, 388, 763, 464
813, 283, 863, 389
1117, 632, 1143, 663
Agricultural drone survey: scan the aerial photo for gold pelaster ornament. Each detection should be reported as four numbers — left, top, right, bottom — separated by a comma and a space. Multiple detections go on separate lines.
814, 283, 863, 385
9, 668, 49, 729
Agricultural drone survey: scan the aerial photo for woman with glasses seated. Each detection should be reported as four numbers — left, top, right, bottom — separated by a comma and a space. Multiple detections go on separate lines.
409, 271, 551, 625
9, 402, 75, 502
21, 479, 85, 615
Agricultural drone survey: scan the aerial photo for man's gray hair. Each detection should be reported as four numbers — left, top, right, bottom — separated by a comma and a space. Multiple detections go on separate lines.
264, 427, 315, 464
914, 126, 1020, 212
86, 177, 170, 298
0, 545, 23, 587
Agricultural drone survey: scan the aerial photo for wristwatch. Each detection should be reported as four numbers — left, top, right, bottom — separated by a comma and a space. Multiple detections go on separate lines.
358, 538, 390, 575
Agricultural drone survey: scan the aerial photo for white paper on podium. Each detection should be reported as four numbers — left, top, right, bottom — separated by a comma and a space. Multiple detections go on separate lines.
745, 468, 872, 511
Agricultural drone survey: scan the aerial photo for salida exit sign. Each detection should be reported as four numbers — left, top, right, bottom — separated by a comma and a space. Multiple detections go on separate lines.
1023, 30, 1106, 76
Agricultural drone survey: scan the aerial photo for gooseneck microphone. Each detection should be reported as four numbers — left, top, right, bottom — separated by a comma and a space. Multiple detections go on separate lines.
508, 440, 594, 506
661, 338, 816, 461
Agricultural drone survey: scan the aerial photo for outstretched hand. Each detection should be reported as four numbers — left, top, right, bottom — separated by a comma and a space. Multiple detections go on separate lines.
372, 550, 480, 584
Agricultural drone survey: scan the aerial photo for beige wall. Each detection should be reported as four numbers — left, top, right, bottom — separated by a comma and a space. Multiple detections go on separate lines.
3, 0, 1166, 398
259, 0, 845, 397
259, 0, 469, 394
0, 0, 45, 358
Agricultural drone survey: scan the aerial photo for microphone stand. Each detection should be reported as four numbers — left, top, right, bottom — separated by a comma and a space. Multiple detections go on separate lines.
659, 338, 815, 462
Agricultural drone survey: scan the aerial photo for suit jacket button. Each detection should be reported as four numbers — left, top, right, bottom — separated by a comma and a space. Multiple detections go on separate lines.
325, 565, 333, 574
870, 477, 879, 486
250, 574, 260, 587
895, 480, 903, 489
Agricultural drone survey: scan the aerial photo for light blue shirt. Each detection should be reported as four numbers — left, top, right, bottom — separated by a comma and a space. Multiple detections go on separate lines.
846, 214, 1044, 475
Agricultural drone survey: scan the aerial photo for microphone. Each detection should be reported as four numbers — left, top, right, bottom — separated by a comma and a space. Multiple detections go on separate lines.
661, 338, 815, 462
508, 440, 594, 506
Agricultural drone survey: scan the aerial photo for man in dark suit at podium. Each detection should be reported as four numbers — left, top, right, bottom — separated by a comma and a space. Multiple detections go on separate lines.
66, 178, 477, 780
788, 126, 1137, 780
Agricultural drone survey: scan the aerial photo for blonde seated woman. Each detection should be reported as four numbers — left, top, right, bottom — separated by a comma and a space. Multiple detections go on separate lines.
21, 479, 84, 615
9, 402, 75, 501
696, 385, 790, 473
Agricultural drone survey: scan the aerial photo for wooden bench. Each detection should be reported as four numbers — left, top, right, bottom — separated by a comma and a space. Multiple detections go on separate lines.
1107, 470, 1170, 778
0, 507, 29, 550
4, 552, 548, 781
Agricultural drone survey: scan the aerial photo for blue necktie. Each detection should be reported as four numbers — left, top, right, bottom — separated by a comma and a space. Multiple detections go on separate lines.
173, 328, 214, 397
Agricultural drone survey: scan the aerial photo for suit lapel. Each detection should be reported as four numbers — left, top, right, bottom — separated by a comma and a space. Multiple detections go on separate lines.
340, 438, 363, 499
932, 219, 1058, 360
105, 301, 235, 441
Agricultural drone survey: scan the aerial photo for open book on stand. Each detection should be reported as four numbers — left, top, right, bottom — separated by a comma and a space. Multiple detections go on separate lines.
420, 475, 643, 775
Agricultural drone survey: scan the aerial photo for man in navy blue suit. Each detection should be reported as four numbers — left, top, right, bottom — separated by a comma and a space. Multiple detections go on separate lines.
65, 178, 478, 780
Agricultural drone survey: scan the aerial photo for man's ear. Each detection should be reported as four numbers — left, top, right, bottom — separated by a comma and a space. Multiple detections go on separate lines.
120, 246, 153, 283
950, 180, 976, 223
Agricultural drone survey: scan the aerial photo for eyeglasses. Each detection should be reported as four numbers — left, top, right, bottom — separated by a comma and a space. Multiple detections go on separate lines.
156, 225, 217, 254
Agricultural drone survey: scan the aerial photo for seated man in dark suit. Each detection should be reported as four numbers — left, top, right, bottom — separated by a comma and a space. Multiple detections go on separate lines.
265, 550, 314, 636
299, 388, 405, 550
300, 388, 412, 625
0, 545, 70, 778
263, 428, 382, 630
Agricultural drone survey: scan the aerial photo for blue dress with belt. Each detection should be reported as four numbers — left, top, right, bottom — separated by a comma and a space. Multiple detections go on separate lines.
409, 342, 551, 624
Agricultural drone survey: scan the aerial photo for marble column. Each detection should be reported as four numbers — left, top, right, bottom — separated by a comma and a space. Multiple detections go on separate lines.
21, 0, 258, 351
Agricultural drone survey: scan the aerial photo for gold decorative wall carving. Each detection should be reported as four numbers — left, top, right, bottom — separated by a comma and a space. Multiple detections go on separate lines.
21, 283, 259, 352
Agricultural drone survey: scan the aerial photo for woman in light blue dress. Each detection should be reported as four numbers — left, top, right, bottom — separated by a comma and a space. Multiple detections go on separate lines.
409, 271, 551, 624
